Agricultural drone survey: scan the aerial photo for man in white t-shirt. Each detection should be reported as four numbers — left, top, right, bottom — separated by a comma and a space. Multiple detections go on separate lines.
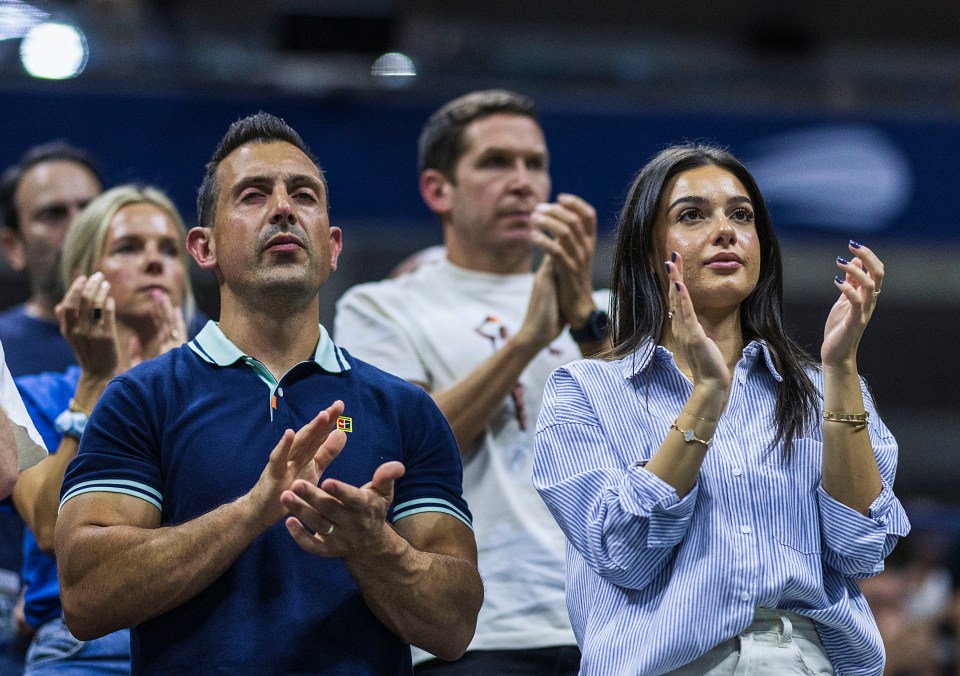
0, 339, 46, 499
335, 90, 608, 675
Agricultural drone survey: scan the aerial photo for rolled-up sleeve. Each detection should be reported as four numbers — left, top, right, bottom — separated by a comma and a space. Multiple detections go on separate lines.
818, 479, 909, 577
533, 366, 697, 590
818, 385, 910, 577
1, 343, 47, 471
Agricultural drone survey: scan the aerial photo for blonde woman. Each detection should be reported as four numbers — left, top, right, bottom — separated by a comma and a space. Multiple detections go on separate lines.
12, 185, 195, 674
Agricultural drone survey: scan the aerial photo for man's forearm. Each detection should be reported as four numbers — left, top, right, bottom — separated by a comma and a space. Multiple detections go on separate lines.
13, 437, 79, 553
345, 524, 482, 660
17, 375, 113, 552
0, 409, 17, 500
431, 335, 541, 451
56, 493, 266, 640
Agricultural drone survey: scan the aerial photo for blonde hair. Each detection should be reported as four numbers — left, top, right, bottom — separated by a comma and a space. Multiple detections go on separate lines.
60, 184, 197, 327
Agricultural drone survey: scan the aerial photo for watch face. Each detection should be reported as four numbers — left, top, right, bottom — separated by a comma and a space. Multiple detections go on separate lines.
571, 309, 609, 343
586, 310, 608, 340
592, 310, 609, 337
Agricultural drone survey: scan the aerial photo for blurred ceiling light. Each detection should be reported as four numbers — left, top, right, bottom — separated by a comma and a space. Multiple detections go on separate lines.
20, 21, 88, 79
0, 0, 48, 41
371, 51, 416, 87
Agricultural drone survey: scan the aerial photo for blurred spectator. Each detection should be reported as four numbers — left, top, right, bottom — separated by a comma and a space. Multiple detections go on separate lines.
0, 142, 102, 673
860, 523, 959, 675
0, 141, 103, 378
336, 90, 605, 674
0, 339, 46, 672
12, 185, 195, 674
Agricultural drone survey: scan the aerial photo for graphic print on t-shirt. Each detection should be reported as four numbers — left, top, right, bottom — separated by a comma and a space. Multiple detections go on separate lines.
474, 315, 528, 430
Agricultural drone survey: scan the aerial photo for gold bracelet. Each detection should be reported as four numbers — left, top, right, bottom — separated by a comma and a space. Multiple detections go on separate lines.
670, 420, 713, 448
677, 411, 719, 424
68, 398, 91, 416
823, 410, 869, 431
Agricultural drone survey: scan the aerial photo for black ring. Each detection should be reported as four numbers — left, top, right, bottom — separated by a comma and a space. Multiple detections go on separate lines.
92, 307, 102, 321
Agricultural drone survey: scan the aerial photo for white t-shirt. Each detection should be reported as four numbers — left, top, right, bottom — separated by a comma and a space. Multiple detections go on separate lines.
335, 259, 608, 659
0, 339, 47, 470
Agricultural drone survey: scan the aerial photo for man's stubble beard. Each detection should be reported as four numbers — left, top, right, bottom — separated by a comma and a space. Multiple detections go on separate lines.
31, 249, 65, 298
235, 260, 326, 317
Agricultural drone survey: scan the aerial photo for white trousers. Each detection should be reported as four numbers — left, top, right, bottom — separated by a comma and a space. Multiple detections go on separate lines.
667, 608, 835, 675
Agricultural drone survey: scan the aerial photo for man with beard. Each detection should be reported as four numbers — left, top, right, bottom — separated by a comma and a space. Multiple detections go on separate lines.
54, 112, 482, 675
0, 142, 103, 377
0, 142, 101, 671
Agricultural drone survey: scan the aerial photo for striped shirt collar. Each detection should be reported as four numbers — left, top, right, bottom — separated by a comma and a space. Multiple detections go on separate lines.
188, 320, 350, 373
618, 338, 783, 383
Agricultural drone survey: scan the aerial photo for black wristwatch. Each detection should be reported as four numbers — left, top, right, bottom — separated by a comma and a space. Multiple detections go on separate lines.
569, 309, 609, 343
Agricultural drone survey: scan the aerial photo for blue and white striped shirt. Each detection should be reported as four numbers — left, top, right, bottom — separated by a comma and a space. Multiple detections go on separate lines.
533, 340, 910, 676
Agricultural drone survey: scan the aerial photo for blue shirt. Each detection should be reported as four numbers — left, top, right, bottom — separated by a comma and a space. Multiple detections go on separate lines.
8, 311, 210, 611
533, 341, 910, 676
61, 321, 470, 676
0, 305, 75, 378
16, 366, 80, 628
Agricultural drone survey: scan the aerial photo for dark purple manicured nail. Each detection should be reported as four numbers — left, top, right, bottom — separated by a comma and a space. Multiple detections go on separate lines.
834, 275, 844, 284
664, 262, 670, 273
671, 251, 677, 262
849, 239, 862, 249
837, 256, 848, 265
675, 282, 681, 291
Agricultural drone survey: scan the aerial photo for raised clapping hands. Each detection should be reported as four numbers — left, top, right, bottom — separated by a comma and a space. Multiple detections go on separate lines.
129, 290, 188, 367
663, 253, 732, 393
515, 255, 563, 350
531, 193, 599, 328
822, 240, 884, 369
247, 400, 347, 532
56, 272, 121, 381
56, 271, 188, 380
257, 396, 404, 560
281, 458, 405, 560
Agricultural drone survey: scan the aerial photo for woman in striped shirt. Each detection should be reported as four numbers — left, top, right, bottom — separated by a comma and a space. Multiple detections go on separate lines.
533, 144, 909, 675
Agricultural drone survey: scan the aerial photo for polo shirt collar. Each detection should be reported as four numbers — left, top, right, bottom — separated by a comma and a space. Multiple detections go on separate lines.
188, 320, 350, 374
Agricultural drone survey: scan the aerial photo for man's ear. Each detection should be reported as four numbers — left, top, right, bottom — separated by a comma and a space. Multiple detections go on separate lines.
419, 169, 454, 216
328, 226, 343, 272
186, 227, 217, 271
0, 227, 25, 272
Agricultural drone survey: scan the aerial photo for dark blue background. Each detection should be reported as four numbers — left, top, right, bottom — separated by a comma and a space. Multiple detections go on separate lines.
2, 88, 955, 240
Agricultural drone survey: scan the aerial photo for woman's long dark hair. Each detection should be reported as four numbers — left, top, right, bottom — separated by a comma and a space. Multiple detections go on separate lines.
608, 144, 818, 459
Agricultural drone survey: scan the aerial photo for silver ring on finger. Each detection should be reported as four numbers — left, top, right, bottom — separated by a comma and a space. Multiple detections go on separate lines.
322, 523, 335, 536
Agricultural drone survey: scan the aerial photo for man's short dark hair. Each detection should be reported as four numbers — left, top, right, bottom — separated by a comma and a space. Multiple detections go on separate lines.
197, 111, 324, 230
0, 141, 103, 231
417, 90, 539, 180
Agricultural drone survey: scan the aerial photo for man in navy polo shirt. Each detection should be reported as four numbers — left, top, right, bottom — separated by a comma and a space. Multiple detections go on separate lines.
53, 112, 483, 675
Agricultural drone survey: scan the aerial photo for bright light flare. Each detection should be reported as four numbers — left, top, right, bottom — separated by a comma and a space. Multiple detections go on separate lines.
20, 21, 88, 79
371, 52, 416, 88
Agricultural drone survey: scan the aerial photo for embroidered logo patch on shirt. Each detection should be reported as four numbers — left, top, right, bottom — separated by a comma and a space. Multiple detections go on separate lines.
337, 416, 353, 433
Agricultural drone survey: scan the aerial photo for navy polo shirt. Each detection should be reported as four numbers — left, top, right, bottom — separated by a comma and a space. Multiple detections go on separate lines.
61, 321, 471, 675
